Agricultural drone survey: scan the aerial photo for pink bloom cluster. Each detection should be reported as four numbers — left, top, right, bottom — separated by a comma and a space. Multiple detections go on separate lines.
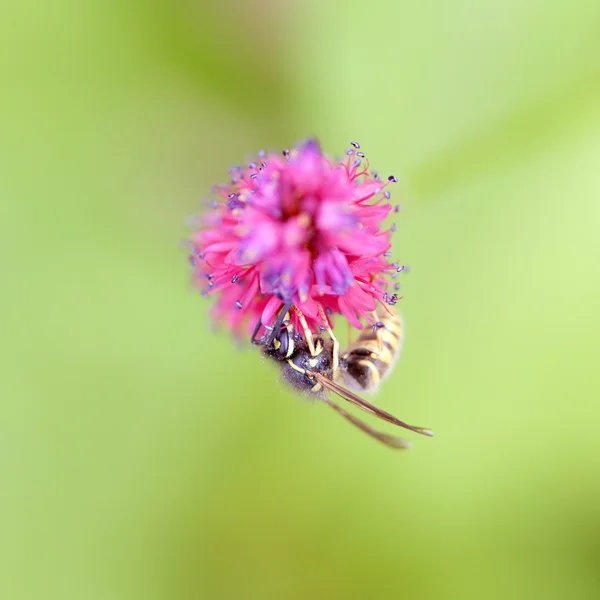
188, 138, 403, 337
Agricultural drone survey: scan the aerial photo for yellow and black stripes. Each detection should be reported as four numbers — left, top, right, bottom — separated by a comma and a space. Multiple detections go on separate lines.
340, 310, 403, 392
272, 321, 296, 358
261, 306, 433, 449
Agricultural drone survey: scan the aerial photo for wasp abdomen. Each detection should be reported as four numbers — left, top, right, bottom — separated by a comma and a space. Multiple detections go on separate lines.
341, 312, 403, 392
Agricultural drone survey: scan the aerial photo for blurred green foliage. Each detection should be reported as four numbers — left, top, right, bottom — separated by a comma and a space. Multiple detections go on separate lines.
2, 1, 599, 599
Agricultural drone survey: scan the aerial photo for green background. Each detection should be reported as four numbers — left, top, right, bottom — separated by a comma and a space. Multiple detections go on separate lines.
3, 1, 599, 598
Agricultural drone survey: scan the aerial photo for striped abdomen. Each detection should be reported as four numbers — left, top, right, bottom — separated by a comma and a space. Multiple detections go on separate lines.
340, 310, 404, 392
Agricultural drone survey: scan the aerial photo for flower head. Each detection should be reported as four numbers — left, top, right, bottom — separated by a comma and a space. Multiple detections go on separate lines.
188, 138, 404, 337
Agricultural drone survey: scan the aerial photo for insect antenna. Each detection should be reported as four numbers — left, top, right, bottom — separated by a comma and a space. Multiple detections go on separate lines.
265, 299, 293, 348
250, 317, 264, 345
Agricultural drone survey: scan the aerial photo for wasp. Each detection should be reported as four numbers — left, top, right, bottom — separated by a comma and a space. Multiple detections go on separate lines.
253, 301, 433, 449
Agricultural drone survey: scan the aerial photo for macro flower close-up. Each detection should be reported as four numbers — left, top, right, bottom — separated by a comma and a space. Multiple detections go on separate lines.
7, 0, 600, 598
189, 138, 403, 336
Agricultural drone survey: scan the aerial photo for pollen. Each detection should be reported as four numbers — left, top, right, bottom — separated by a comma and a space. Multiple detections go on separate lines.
298, 212, 311, 228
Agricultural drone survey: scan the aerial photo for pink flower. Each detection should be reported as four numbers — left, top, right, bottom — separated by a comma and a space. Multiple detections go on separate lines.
188, 138, 404, 337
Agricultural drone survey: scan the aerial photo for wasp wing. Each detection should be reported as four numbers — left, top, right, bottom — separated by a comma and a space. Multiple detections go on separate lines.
312, 372, 433, 437
322, 396, 412, 449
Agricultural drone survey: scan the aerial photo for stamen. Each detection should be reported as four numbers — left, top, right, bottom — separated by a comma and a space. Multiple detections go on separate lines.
190, 138, 407, 339
372, 321, 385, 332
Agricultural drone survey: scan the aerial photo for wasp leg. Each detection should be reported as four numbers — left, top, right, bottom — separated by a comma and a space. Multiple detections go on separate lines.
347, 319, 354, 347
317, 303, 339, 373
291, 305, 317, 356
